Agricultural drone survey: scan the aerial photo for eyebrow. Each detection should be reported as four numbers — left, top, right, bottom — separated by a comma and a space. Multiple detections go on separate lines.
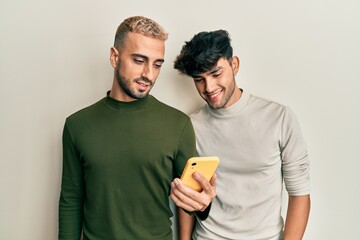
209, 66, 223, 74
192, 66, 223, 78
131, 53, 165, 63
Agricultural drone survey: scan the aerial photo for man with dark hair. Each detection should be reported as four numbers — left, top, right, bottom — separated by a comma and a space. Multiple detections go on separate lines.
59, 16, 216, 240
171, 30, 310, 240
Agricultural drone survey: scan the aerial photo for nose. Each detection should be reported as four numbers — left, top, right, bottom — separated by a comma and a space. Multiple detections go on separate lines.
205, 78, 216, 93
141, 64, 155, 81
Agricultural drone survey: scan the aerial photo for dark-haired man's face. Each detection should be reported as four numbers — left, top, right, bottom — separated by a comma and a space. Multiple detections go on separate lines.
192, 57, 240, 109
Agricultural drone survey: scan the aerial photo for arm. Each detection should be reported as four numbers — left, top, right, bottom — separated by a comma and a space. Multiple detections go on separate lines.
283, 195, 311, 240
280, 107, 311, 239
59, 122, 84, 239
178, 208, 196, 240
171, 119, 216, 215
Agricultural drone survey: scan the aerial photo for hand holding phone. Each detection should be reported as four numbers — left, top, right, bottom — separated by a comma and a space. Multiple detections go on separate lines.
180, 156, 220, 192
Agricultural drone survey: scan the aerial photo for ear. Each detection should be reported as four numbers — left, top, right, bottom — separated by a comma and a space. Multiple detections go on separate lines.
231, 56, 240, 76
110, 47, 119, 68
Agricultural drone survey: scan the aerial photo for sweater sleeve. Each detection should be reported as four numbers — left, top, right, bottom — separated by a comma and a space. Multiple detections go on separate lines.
59, 122, 84, 239
174, 118, 213, 220
173, 118, 197, 178
280, 107, 311, 196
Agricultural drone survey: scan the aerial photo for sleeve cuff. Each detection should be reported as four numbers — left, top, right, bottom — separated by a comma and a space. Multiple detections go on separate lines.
182, 202, 212, 220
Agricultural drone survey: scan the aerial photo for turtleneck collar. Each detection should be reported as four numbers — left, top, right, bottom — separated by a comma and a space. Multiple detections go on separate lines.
103, 90, 154, 110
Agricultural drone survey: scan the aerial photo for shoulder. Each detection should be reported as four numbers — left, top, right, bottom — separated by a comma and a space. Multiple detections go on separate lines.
248, 94, 301, 128
66, 98, 105, 125
149, 97, 194, 136
249, 94, 285, 109
189, 104, 208, 120
151, 96, 190, 121
247, 93, 291, 117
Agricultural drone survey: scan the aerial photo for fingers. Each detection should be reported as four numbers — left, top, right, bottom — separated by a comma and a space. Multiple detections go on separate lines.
193, 172, 216, 195
170, 179, 208, 212
210, 173, 217, 187
170, 174, 217, 212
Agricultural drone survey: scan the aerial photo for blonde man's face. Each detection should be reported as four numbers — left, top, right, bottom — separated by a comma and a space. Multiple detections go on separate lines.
110, 32, 165, 101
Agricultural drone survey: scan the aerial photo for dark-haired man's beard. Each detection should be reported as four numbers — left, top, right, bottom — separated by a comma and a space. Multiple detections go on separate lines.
115, 65, 153, 100
207, 78, 236, 109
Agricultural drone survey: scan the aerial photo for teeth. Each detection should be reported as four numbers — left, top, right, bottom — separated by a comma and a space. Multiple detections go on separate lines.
208, 91, 221, 98
137, 81, 149, 87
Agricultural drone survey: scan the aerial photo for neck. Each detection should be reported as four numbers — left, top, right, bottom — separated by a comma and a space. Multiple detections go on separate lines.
224, 87, 242, 108
109, 79, 138, 102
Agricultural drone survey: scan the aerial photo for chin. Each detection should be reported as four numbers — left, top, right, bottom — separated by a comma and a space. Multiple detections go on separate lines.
136, 92, 150, 99
207, 103, 221, 109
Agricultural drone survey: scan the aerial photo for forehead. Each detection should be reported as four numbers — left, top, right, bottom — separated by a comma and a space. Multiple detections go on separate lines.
194, 58, 230, 77
211, 58, 230, 70
121, 32, 165, 59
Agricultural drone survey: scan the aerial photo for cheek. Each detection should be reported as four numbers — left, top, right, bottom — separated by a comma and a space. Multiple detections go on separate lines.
195, 83, 205, 94
153, 68, 161, 78
221, 73, 234, 87
119, 62, 141, 78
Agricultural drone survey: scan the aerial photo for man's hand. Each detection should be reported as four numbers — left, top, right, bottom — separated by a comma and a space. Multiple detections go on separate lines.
170, 172, 216, 212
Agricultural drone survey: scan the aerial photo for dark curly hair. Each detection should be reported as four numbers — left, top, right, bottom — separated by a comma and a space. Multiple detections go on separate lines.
174, 30, 233, 76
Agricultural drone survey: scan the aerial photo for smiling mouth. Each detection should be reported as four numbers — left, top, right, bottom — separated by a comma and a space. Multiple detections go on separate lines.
206, 90, 222, 100
136, 79, 152, 88
137, 81, 149, 87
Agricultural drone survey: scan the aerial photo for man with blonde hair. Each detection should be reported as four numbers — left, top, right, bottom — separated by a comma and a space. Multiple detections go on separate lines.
59, 16, 216, 240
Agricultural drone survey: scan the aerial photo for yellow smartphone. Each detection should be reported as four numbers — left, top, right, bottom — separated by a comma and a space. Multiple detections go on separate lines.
180, 156, 220, 192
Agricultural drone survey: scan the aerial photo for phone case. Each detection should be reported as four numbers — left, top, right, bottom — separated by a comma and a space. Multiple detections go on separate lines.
180, 156, 220, 192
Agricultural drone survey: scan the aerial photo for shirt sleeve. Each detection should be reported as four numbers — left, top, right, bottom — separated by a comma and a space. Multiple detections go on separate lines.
280, 106, 311, 196
58, 121, 84, 239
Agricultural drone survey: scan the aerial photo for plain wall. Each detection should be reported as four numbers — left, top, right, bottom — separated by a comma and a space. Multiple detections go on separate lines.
1, 0, 359, 239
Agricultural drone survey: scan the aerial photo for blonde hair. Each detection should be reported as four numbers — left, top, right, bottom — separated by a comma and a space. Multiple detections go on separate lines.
114, 16, 168, 49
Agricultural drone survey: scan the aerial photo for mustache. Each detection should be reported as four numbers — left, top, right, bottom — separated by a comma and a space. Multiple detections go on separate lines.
135, 77, 153, 86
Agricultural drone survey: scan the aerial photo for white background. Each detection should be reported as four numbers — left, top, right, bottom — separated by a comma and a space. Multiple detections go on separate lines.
1, 0, 359, 239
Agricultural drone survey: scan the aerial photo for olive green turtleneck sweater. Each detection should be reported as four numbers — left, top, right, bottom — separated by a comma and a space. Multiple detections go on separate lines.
59, 92, 196, 240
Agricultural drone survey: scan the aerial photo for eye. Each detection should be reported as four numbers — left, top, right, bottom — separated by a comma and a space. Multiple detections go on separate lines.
193, 78, 204, 83
213, 72, 222, 78
134, 59, 144, 64
154, 63, 163, 68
